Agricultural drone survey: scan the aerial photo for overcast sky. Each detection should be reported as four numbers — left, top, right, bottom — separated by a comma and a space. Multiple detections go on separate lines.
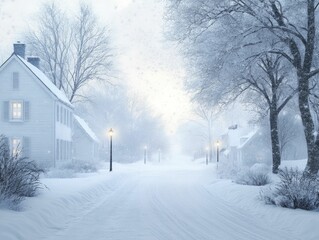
0, 0, 192, 133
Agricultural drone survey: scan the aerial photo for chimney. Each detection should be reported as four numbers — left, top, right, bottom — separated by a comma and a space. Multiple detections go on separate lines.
27, 56, 40, 69
13, 41, 26, 58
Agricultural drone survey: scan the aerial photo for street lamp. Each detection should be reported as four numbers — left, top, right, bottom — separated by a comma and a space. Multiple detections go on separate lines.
144, 146, 147, 164
205, 147, 209, 165
216, 140, 220, 169
108, 128, 113, 172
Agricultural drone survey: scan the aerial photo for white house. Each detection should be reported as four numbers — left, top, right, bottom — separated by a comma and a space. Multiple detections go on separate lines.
0, 43, 73, 167
237, 128, 272, 166
73, 115, 100, 162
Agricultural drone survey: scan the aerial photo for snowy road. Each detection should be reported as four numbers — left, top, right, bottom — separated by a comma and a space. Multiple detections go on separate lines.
39, 164, 299, 240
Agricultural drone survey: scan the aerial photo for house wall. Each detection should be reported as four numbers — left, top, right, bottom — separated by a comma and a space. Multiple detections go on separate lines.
0, 58, 55, 166
0, 56, 74, 167
73, 123, 98, 162
54, 101, 73, 166
239, 132, 272, 166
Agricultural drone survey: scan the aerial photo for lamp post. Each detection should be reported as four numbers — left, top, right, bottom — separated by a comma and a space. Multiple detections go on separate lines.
108, 128, 113, 172
216, 140, 220, 169
144, 146, 147, 164
205, 147, 209, 165
158, 149, 161, 163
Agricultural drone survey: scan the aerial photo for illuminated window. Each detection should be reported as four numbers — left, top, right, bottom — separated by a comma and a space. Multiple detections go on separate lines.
11, 138, 22, 156
11, 101, 23, 120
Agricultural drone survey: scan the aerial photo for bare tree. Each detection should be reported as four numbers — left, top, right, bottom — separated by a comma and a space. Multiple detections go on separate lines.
26, 2, 70, 90
193, 103, 215, 162
166, 0, 319, 175
278, 112, 299, 160
243, 55, 296, 173
26, 2, 112, 103
67, 4, 112, 103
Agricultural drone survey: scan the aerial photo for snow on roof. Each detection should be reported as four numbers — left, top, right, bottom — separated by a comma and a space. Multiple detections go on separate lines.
238, 129, 258, 149
74, 115, 100, 143
16, 55, 72, 107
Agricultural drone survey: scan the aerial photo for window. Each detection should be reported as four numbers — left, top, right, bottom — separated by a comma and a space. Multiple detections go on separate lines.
64, 109, 67, 125
10, 101, 23, 120
12, 72, 19, 90
56, 140, 60, 161
11, 138, 22, 156
66, 110, 69, 126
57, 105, 60, 122
60, 107, 63, 124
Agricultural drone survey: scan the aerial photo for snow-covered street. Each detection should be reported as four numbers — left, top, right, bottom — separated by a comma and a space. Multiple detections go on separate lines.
2, 161, 317, 240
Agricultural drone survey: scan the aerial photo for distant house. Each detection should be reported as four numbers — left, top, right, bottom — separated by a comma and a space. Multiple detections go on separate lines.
73, 115, 100, 162
218, 125, 272, 167
219, 125, 247, 164
237, 128, 272, 166
0, 43, 73, 167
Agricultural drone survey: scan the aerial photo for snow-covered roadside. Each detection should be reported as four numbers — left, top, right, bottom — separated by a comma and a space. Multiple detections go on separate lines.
205, 159, 319, 240
1, 160, 318, 240
0, 165, 129, 240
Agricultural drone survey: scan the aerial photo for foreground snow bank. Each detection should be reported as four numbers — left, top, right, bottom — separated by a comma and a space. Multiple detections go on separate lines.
0, 167, 121, 240
1, 160, 318, 240
206, 159, 319, 240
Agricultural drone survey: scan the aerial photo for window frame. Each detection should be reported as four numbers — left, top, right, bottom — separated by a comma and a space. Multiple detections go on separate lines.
10, 100, 24, 122
11, 137, 22, 157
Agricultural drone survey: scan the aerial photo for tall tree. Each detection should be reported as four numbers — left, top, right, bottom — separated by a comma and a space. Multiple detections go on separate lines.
26, 2, 70, 90
193, 103, 215, 162
166, 0, 319, 175
243, 55, 296, 173
26, 2, 112, 103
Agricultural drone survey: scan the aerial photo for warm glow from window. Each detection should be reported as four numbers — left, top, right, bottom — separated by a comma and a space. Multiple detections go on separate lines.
11, 101, 23, 120
12, 138, 22, 156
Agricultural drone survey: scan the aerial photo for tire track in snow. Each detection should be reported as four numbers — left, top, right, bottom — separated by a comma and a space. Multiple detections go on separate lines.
144, 170, 300, 240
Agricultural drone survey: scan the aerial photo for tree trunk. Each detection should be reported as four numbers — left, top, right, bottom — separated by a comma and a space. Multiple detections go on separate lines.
298, 74, 319, 175
269, 107, 281, 174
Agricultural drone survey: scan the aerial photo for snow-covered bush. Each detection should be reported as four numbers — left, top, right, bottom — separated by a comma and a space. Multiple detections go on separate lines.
46, 160, 100, 178
63, 160, 100, 173
217, 158, 241, 179
0, 136, 44, 209
236, 170, 271, 186
262, 167, 319, 210
45, 169, 76, 178
235, 164, 271, 186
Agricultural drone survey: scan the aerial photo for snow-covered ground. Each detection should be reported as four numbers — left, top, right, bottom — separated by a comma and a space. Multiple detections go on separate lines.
0, 160, 318, 240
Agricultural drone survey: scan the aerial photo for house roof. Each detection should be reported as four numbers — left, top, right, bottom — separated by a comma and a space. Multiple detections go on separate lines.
0, 53, 72, 107
74, 115, 100, 143
15, 55, 72, 107
238, 129, 258, 149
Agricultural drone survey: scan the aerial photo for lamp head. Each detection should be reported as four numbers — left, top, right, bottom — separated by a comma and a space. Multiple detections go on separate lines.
108, 128, 114, 137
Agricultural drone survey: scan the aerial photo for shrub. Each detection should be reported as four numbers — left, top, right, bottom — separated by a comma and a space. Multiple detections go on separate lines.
63, 160, 100, 173
261, 167, 319, 210
236, 169, 271, 186
0, 136, 44, 209
217, 159, 241, 179
45, 169, 75, 178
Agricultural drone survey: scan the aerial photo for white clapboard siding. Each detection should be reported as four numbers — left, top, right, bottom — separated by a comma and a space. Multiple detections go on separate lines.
22, 136, 30, 158
24, 101, 30, 121
3, 101, 9, 121
0, 55, 73, 166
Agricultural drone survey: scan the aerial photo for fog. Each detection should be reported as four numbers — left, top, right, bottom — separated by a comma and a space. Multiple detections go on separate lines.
1, 1, 319, 239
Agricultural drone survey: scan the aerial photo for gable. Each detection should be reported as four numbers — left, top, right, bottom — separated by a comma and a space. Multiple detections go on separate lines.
0, 54, 72, 108
74, 115, 100, 143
